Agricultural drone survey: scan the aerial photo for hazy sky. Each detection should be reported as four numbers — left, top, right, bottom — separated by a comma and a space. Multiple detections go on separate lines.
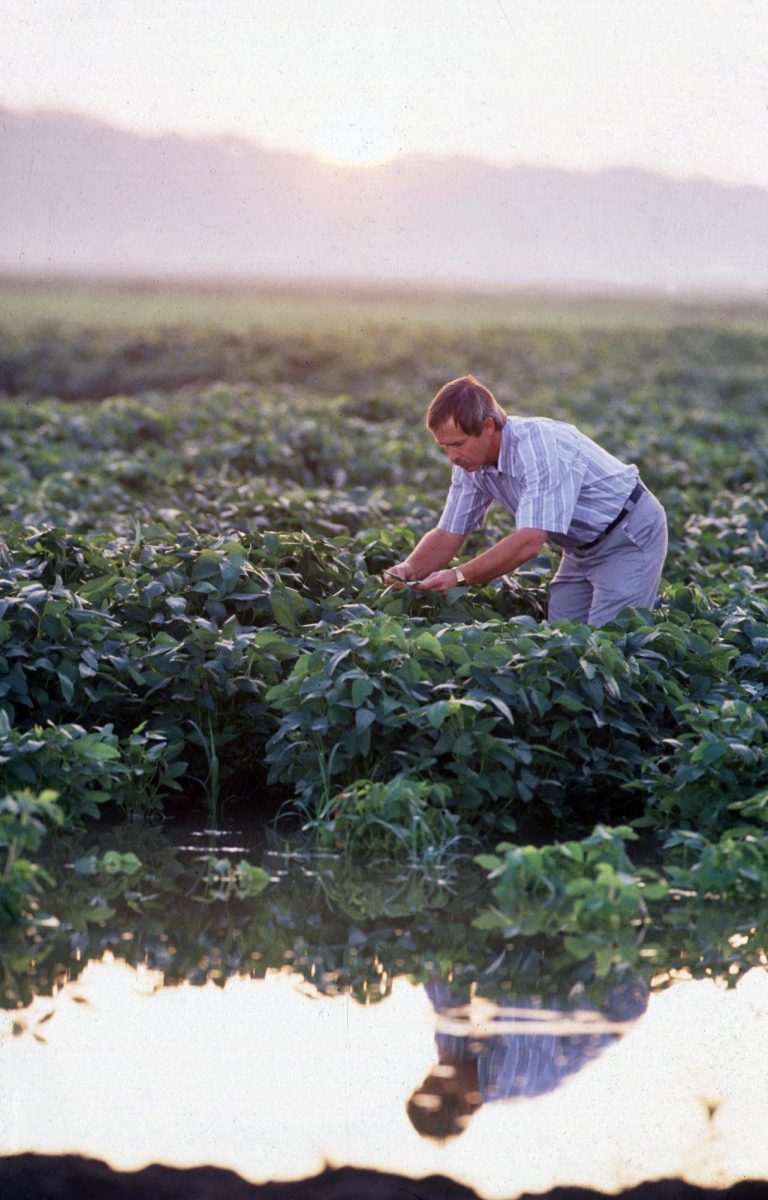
2, 0, 768, 185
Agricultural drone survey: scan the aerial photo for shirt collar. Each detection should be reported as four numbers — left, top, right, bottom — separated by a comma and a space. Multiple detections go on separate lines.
479, 420, 513, 476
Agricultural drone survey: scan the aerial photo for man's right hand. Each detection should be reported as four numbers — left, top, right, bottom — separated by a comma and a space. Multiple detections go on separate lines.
382, 563, 415, 587
381, 529, 466, 589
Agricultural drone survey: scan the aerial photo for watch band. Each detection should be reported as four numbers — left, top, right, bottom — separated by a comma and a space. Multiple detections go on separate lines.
453, 566, 467, 585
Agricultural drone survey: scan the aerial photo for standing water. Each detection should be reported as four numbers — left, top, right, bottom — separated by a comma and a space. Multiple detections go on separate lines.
2, 821, 768, 1198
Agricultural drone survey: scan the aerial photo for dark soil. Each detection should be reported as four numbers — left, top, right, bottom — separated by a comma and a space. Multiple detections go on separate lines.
1, 1154, 767, 1200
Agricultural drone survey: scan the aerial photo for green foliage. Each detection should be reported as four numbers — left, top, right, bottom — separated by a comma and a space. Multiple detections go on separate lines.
265, 608, 760, 834
645, 698, 768, 831
664, 827, 768, 899
307, 774, 461, 860
0, 789, 62, 923
0, 714, 185, 822
660, 786, 768, 899
4, 289, 768, 929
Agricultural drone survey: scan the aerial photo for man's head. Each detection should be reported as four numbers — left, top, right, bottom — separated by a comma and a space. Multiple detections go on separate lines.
427, 375, 506, 437
427, 375, 506, 472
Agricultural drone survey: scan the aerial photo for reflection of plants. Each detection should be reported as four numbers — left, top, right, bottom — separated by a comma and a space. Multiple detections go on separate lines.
199, 855, 270, 902
475, 825, 669, 976
5, 821, 768, 1015
74, 849, 143, 877
475, 811, 768, 979
305, 854, 460, 924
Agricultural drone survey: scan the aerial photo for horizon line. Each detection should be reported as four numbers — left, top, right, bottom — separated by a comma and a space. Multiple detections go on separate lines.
2, 99, 765, 195
2, 268, 767, 306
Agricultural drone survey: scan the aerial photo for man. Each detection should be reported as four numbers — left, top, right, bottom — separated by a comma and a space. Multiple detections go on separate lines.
384, 375, 667, 627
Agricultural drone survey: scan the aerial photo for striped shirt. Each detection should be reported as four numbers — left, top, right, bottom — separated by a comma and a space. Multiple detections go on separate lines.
437, 417, 638, 550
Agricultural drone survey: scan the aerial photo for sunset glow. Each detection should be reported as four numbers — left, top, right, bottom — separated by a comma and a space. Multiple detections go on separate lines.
310, 122, 402, 168
1, 0, 767, 188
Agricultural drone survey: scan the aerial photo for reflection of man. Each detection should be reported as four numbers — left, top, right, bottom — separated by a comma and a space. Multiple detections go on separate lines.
407, 976, 649, 1140
384, 376, 667, 627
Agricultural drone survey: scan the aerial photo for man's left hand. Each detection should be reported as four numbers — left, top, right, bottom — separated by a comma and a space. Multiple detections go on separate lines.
414, 569, 462, 594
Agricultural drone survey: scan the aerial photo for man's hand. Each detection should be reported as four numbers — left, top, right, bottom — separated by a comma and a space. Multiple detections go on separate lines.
381, 529, 466, 590
382, 562, 416, 588
414, 568, 462, 594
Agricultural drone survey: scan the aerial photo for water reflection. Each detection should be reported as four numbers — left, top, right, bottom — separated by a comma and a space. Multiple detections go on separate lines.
4, 822, 768, 1195
3, 955, 768, 1197
5, 820, 768, 1017
408, 974, 648, 1138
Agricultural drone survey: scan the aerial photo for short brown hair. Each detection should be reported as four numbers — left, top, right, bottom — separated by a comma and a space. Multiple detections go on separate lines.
426, 375, 506, 436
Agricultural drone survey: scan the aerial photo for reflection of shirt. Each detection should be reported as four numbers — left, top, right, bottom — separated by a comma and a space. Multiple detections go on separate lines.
475, 1019, 612, 1101
437, 418, 638, 550
427, 978, 646, 1103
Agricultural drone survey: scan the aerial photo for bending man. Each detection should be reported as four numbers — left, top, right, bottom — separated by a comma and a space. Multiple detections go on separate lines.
384, 375, 667, 628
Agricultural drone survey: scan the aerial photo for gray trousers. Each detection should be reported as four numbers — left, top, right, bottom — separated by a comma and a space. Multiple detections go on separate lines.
547, 490, 668, 628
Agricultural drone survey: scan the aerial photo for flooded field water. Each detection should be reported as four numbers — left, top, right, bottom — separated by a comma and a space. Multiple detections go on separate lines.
2, 821, 768, 1198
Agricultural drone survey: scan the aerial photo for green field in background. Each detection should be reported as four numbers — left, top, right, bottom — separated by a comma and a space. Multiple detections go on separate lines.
2, 273, 767, 334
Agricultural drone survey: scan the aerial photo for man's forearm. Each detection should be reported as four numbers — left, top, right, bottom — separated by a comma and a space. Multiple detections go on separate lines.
459, 529, 547, 585
404, 528, 466, 577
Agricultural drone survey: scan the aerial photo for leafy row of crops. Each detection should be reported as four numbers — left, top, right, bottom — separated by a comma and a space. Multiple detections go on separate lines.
3, 294, 768, 943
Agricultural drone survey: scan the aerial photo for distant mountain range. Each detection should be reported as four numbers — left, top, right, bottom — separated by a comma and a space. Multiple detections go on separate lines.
1, 106, 766, 290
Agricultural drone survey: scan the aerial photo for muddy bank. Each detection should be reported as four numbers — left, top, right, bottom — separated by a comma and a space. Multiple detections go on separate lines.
1, 1155, 767, 1200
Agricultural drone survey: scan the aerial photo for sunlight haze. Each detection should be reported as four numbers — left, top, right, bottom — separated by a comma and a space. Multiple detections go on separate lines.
2, 0, 767, 185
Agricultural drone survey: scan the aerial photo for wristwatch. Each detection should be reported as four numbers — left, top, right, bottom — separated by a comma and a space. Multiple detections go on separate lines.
453, 566, 467, 585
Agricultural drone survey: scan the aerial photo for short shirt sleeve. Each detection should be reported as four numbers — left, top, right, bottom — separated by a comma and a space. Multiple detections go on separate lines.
514, 423, 585, 534
437, 470, 492, 534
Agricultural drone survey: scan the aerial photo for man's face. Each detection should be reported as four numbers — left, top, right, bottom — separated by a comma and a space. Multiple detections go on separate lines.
432, 417, 499, 472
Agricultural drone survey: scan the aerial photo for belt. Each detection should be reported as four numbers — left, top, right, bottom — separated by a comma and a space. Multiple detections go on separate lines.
580, 481, 647, 550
